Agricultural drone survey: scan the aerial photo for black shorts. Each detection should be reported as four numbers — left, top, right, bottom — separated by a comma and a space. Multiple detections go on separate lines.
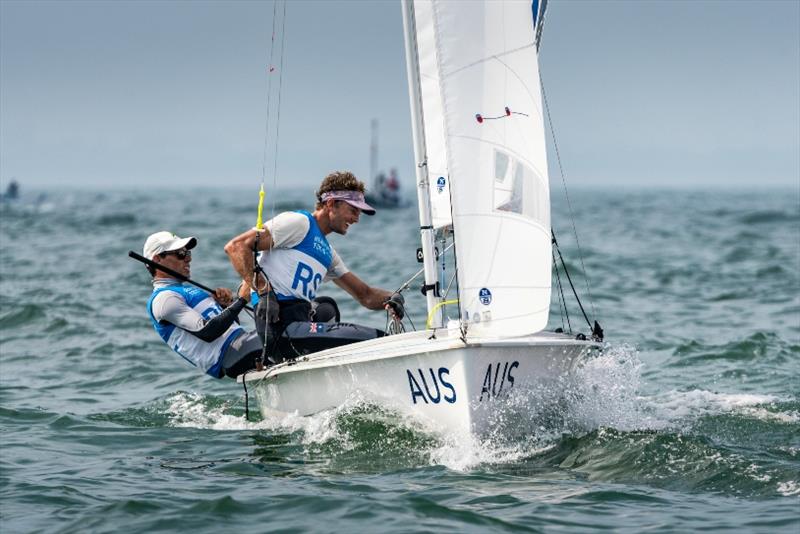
220, 331, 264, 379
256, 296, 384, 361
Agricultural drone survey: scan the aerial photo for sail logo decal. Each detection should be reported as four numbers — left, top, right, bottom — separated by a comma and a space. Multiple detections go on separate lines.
479, 288, 492, 305
406, 367, 457, 404
479, 361, 519, 402
436, 176, 446, 193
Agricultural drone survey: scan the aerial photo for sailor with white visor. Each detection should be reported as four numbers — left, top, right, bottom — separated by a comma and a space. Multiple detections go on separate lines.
224, 171, 405, 359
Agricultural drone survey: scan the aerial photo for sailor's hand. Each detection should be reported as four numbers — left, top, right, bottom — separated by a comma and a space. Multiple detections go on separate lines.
214, 287, 234, 307
236, 281, 251, 302
256, 289, 280, 324
384, 292, 405, 320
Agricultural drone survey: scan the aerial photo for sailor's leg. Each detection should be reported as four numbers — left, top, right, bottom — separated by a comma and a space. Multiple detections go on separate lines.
220, 331, 266, 378
280, 321, 385, 356
311, 296, 340, 323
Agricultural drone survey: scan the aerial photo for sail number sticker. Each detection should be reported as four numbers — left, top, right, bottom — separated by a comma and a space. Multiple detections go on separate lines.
406, 367, 457, 404
480, 361, 519, 402
404, 362, 520, 405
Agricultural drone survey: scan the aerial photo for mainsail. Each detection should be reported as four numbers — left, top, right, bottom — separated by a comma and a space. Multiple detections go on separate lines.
404, 0, 552, 337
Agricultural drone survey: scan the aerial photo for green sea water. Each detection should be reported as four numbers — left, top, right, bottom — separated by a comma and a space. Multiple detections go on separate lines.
1, 187, 798, 533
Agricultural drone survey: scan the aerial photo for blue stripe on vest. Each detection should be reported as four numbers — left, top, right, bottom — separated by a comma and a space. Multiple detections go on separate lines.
207, 328, 243, 378
147, 285, 216, 342
147, 285, 183, 342
293, 210, 334, 269
147, 284, 237, 377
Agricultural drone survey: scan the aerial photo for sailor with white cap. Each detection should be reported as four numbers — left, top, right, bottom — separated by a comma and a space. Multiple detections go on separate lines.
143, 231, 264, 378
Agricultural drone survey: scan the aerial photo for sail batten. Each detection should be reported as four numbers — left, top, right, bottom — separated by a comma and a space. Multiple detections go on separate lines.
406, 0, 552, 338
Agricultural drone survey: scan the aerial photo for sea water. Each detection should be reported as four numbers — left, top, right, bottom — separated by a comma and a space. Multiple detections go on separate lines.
1, 187, 798, 532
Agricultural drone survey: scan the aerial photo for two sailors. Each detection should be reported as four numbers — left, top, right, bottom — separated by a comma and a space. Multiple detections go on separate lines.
142, 171, 404, 379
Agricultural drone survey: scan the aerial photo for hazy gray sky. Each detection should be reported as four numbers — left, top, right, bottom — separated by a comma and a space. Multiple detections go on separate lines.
1, 0, 798, 191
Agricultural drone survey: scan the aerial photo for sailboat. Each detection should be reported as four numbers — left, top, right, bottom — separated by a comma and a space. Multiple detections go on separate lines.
240, 0, 603, 436
365, 119, 409, 209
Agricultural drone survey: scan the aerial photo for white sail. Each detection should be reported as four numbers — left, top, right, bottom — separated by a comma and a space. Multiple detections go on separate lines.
242, 0, 604, 437
410, 0, 552, 337
413, 0, 452, 229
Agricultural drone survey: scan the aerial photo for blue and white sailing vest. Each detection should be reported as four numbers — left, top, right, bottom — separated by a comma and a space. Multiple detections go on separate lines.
147, 284, 244, 377
259, 210, 334, 302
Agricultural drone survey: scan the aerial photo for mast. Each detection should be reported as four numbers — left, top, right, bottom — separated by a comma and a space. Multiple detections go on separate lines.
369, 118, 378, 188
401, 0, 443, 328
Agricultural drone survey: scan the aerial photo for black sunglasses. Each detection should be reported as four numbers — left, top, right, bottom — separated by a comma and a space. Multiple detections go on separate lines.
160, 249, 191, 260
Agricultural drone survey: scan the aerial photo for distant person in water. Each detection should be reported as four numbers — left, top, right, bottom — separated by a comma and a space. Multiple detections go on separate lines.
224, 171, 404, 355
143, 231, 265, 379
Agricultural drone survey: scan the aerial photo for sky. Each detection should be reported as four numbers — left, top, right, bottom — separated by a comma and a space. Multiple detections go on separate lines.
1, 0, 798, 191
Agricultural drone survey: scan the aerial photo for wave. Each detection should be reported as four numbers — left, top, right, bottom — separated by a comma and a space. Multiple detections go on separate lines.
0, 303, 46, 329
84, 342, 799, 497
670, 331, 797, 364
738, 210, 800, 225
96, 213, 138, 226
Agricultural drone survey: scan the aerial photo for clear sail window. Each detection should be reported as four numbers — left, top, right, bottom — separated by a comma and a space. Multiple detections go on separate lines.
493, 149, 549, 226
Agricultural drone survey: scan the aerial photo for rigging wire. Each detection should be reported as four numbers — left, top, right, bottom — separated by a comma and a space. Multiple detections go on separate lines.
260, 0, 281, 194
552, 248, 570, 333
270, 0, 288, 220
255, 1, 288, 224
251, 1, 288, 366
393, 242, 454, 295
443, 271, 457, 300
552, 232, 594, 331
405, 312, 417, 332
540, 73, 596, 320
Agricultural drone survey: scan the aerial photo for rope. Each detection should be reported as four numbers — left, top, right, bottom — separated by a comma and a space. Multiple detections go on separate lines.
260, 1, 281, 193
427, 299, 458, 329
270, 0, 288, 217
386, 312, 405, 335
405, 312, 417, 332
257, 0, 288, 223
540, 73, 596, 320
552, 231, 593, 331
552, 247, 570, 333
242, 368, 252, 421
252, 1, 289, 367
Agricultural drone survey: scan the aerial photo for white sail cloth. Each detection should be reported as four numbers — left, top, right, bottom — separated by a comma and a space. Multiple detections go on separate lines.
411, 0, 551, 337
413, 0, 452, 230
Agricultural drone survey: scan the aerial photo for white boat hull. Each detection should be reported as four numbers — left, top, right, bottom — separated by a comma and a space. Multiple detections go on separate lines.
240, 328, 601, 436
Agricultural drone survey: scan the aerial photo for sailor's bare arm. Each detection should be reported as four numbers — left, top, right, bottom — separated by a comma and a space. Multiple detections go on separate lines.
334, 272, 393, 311
224, 228, 274, 293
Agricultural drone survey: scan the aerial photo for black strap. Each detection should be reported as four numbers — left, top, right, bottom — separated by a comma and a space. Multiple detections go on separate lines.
253, 232, 270, 367
421, 281, 440, 297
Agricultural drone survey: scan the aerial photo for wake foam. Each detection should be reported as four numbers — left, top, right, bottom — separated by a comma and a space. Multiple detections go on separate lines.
165, 391, 265, 431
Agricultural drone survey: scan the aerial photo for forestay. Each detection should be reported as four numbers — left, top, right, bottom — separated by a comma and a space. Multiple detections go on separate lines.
410, 0, 552, 337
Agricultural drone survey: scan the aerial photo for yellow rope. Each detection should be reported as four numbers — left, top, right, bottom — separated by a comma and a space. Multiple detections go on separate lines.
255, 184, 266, 230
426, 299, 458, 329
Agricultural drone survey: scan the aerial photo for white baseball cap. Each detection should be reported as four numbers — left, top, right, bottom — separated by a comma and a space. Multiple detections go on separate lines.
142, 231, 197, 260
